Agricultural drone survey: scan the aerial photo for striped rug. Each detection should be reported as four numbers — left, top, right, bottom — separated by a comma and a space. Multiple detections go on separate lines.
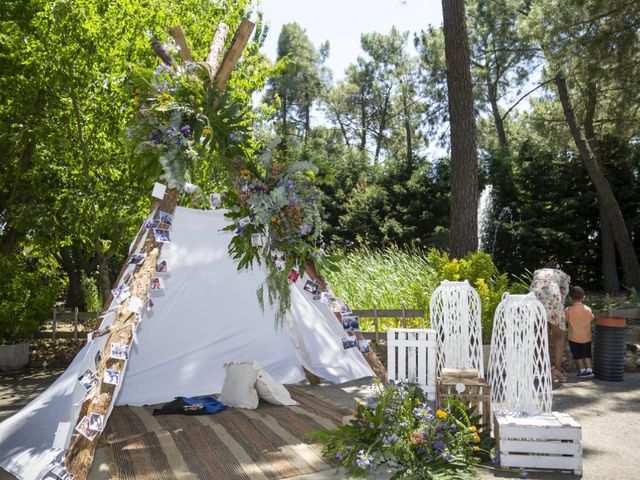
103, 387, 350, 479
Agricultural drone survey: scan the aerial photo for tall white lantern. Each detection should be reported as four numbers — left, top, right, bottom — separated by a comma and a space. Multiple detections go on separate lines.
430, 280, 483, 378
488, 293, 552, 416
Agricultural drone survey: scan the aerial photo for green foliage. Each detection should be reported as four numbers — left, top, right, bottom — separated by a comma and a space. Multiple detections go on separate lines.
81, 274, 101, 313
324, 248, 515, 342
0, 253, 66, 344
308, 381, 493, 479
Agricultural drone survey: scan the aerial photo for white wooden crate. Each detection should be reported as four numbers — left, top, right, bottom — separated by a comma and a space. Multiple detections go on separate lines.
494, 411, 582, 475
387, 328, 436, 400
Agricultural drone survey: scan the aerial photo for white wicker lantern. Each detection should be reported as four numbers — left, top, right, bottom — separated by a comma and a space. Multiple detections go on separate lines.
488, 293, 552, 416
430, 280, 483, 378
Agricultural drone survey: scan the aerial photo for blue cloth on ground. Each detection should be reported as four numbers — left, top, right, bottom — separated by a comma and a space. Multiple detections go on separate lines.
152, 395, 227, 416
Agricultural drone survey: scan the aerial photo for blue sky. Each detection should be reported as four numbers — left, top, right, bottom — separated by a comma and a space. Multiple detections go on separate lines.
257, 0, 444, 79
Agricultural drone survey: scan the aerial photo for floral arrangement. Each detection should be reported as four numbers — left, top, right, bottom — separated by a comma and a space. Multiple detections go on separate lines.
129, 38, 324, 321
225, 142, 324, 322
309, 381, 495, 479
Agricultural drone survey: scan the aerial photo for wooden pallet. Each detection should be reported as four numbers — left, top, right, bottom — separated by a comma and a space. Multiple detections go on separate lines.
387, 329, 437, 400
437, 368, 491, 426
494, 411, 582, 475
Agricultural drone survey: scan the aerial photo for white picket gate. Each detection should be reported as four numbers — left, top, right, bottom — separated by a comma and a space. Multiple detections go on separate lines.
387, 328, 437, 400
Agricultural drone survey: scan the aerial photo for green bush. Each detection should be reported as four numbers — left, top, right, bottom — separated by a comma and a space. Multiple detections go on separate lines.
81, 274, 101, 313
0, 253, 66, 344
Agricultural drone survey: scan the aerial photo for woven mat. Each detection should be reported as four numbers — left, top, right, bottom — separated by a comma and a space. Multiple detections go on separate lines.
103, 386, 349, 480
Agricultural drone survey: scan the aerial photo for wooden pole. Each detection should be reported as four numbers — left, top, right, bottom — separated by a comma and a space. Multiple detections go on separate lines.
65, 19, 254, 478
213, 19, 254, 91
168, 26, 193, 62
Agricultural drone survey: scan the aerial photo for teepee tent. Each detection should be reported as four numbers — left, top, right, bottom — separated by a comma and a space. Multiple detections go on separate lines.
0, 206, 374, 480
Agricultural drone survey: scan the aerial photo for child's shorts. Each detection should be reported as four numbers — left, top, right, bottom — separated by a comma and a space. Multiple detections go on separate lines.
569, 340, 592, 360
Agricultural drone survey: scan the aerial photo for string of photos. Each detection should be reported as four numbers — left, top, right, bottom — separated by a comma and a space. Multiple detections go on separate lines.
128, 36, 324, 323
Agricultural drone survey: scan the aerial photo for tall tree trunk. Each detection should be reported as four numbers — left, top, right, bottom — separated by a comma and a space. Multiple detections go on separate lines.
487, 78, 508, 149
281, 94, 288, 137
359, 85, 367, 152
304, 91, 311, 141
582, 82, 619, 293
555, 74, 640, 291
402, 88, 413, 169
373, 88, 391, 165
59, 246, 86, 310
442, 0, 478, 257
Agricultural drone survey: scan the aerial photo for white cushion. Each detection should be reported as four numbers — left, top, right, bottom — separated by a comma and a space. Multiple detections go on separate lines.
218, 361, 260, 409
255, 368, 299, 406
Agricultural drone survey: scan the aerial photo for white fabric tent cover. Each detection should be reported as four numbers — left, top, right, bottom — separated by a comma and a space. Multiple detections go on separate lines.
0, 206, 373, 480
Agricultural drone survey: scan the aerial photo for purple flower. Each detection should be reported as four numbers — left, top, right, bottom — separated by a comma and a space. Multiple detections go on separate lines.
334, 452, 346, 462
431, 439, 445, 455
355, 451, 371, 470
491, 453, 500, 465
180, 124, 191, 138
444, 453, 453, 462
165, 127, 175, 136
383, 434, 399, 445
416, 446, 426, 456
299, 223, 312, 236
149, 131, 162, 145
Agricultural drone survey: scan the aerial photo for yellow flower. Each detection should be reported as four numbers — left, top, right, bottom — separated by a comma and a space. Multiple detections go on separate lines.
135, 88, 141, 96
195, 98, 201, 105
270, 216, 277, 223
470, 426, 477, 433
203, 127, 212, 136
474, 446, 480, 451
240, 169, 251, 179
472, 432, 480, 443
435, 410, 448, 420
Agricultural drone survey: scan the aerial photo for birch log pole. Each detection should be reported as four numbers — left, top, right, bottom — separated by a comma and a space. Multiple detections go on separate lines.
65, 20, 254, 479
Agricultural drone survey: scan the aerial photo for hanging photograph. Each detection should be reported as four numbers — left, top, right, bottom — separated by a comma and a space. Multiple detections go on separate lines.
78, 369, 100, 392
50, 461, 74, 480
144, 296, 154, 311
159, 210, 173, 226
153, 228, 171, 243
110, 342, 129, 360
126, 296, 144, 315
210, 193, 221, 208
145, 219, 160, 229
111, 284, 130, 303
303, 280, 319, 295
341, 337, 357, 349
103, 368, 121, 385
151, 182, 166, 200
156, 260, 168, 273
250, 233, 262, 247
340, 304, 353, 315
150, 277, 164, 290
320, 292, 332, 304
74, 416, 98, 441
128, 252, 146, 265
342, 315, 360, 331
88, 413, 104, 432
358, 339, 370, 354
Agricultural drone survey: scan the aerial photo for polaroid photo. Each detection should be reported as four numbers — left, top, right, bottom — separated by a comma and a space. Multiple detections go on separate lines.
340, 304, 353, 315
210, 193, 222, 208
270, 249, 285, 262
50, 461, 75, 480
110, 342, 129, 361
153, 228, 171, 243
103, 368, 120, 385
88, 412, 104, 432
122, 272, 132, 285
320, 292, 332, 304
159, 210, 173, 226
303, 280, 319, 295
342, 315, 360, 331
74, 416, 98, 441
287, 269, 300, 283
274, 259, 285, 271
78, 369, 99, 392
144, 296, 154, 311
250, 233, 262, 247
145, 218, 160, 229
129, 252, 146, 265
183, 182, 198, 194
150, 277, 164, 290
126, 296, 144, 315
239, 216, 251, 228
152, 182, 167, 200
111, 284, 130, 303
358, 339, 370, 354
342, 337, 358, 349
156, 260, 168, 273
